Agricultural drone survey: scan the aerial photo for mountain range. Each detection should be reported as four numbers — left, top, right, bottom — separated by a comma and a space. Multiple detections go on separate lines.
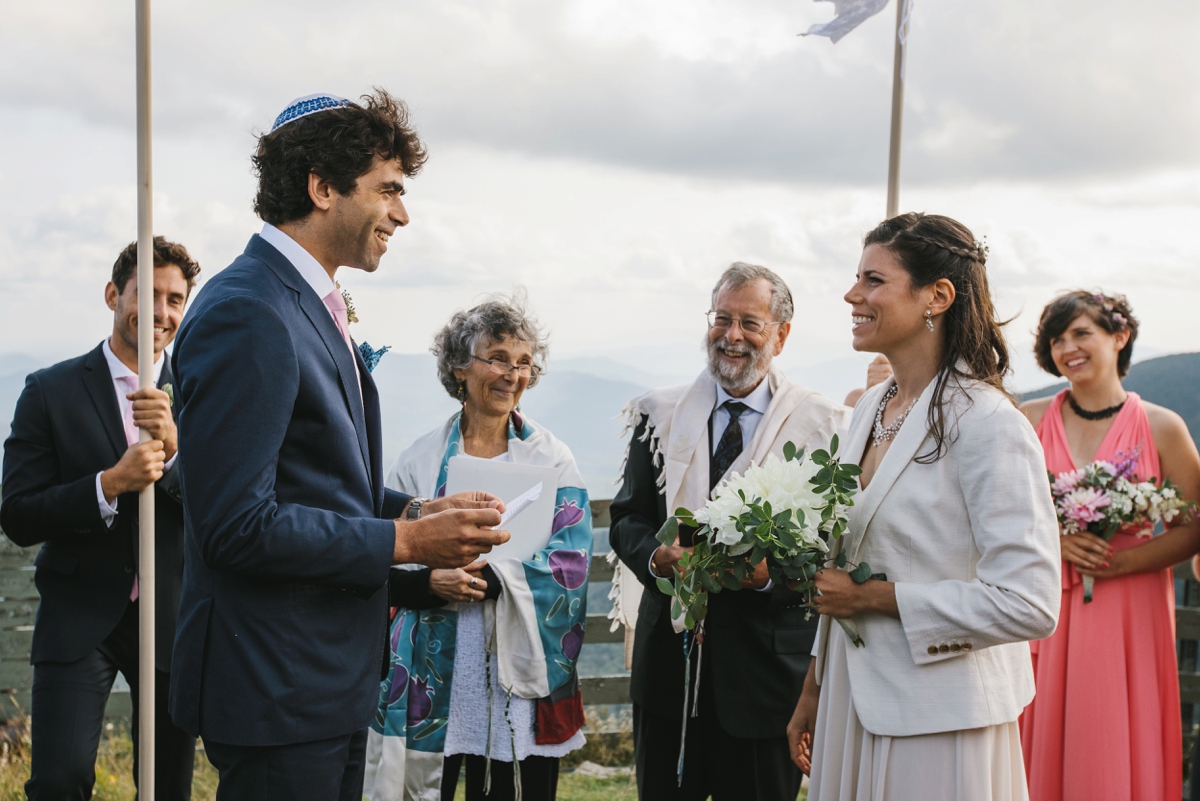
3, 350, 1199, 497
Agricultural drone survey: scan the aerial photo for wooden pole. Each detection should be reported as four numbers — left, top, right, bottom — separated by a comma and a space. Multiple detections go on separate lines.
135, 0, 156, 798
885, 0, 907, 219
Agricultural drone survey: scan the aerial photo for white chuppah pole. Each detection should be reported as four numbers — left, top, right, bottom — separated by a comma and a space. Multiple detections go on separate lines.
135, 0, 156, 797
885, 0, 913, 218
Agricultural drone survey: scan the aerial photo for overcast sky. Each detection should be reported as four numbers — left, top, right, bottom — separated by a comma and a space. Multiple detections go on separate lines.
1, 0, 1197, 391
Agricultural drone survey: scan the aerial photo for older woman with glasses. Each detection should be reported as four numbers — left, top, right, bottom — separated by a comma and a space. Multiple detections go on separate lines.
363, 293, 592, 801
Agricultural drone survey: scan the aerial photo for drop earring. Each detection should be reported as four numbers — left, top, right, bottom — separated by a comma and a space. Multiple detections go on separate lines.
456, 380, 467, 403
925, 310, 935, 333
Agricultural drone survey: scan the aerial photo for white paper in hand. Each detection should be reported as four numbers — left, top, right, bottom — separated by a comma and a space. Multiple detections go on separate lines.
445, 457, 558, 562
499, 482, 543, 528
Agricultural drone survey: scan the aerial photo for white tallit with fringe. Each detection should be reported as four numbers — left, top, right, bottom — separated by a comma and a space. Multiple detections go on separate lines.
608, 364, 850, 656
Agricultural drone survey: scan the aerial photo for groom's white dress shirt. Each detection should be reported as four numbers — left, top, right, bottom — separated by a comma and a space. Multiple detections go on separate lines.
259, 223, 362, 390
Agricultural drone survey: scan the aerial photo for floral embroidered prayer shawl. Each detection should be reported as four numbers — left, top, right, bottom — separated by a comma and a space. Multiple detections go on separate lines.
363, 412, 592, 801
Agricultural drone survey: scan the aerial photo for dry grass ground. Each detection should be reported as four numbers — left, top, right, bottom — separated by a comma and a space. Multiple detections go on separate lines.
0, 718, 803, 800
0, 719, 636, 801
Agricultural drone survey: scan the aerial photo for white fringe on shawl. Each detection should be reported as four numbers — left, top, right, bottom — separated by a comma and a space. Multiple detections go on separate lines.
608, 364, 850, 661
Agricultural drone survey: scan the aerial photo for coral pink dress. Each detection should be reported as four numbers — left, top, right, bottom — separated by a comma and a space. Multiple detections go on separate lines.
1020, 391, 1181, 801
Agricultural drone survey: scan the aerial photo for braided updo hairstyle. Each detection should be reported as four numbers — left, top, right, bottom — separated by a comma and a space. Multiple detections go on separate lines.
1033, 291, 1138, 378
863, 212, 1011, 463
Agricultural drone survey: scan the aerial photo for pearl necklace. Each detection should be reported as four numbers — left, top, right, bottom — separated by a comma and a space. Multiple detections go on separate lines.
872, 385, 918, 447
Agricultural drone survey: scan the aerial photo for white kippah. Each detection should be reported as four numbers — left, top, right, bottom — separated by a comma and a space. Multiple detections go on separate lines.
270, 94, 351, 133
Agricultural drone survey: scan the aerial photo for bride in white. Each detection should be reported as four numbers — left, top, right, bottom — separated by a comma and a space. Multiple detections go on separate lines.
787, 213, 1061, 800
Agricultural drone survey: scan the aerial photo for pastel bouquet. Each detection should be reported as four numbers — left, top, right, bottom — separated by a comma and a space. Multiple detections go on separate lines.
655, 436, 882, 647
1049, 450, 1195, 602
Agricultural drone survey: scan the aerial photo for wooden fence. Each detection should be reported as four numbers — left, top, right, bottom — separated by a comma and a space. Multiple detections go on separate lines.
4, 497, 1199, 790
0, 498, 630, 720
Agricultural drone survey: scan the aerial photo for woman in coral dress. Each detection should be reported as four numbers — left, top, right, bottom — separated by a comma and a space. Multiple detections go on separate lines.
1020, 291, 1200, 801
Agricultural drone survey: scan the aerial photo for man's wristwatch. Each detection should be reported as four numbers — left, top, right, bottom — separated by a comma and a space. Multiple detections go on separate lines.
406, 498, 429, 520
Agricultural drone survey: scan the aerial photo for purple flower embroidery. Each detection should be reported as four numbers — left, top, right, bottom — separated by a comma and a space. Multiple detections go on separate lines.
407, 675, 433, 726
387, 664, 409, 706
561, 622, 585, 662
549, 549, 588, 589
552, 500, 586, 534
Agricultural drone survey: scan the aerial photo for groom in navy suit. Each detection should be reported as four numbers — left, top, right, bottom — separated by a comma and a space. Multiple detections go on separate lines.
169, 91, 509, 800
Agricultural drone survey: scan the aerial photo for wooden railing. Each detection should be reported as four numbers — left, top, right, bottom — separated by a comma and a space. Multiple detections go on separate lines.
0, 498, 632, 719
578, 499, 631, 705
13, 497, 1195, 751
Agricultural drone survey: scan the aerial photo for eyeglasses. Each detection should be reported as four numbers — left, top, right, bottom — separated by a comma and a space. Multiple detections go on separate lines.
706, 311, 781, 336
472, 355, 540, 379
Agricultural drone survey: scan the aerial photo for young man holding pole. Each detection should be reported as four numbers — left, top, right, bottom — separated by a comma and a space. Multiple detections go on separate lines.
168, 90, 509, 800
1, 238, 201, 801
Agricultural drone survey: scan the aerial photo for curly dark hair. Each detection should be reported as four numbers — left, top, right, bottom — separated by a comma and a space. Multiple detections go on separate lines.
864, 212, 1011, 463
1034, 290, 1138, 378
252, 89, 428, 226
111, 236, 201, 295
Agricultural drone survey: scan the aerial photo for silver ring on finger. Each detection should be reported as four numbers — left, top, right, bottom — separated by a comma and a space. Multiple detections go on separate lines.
470, 578, 478, 588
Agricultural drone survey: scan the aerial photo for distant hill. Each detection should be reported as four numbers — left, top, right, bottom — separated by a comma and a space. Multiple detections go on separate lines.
7, 349, 1198, 499
1022, 352, 1200, 442
0, 350, 648, 497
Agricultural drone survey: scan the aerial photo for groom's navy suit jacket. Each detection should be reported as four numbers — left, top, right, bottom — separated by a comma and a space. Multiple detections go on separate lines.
169, 235, 410, 746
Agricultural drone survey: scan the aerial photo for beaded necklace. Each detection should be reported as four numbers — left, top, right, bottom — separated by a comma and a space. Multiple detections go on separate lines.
872, 385, 918, 447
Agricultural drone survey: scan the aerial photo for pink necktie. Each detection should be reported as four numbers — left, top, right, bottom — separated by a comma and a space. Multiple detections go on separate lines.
118, 375, 140, 447
323, 289, 364, 404
323, 290, 352, 346
118, 375, 141, 602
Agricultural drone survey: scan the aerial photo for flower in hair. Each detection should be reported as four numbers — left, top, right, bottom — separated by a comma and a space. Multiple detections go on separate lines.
1093, 294, 1105, 305
1112, 312, 1128, 327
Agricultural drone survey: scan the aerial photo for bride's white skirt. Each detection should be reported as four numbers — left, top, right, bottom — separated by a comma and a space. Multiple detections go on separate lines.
809, 624, 1029, 801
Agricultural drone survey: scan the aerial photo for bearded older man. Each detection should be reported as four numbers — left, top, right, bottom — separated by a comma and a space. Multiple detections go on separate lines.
610, 262, 858, 800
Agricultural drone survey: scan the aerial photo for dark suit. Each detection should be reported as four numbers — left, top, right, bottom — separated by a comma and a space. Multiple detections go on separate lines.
169, 235, 410, 799
610, 415, 811, 801
0, 344, 195, 800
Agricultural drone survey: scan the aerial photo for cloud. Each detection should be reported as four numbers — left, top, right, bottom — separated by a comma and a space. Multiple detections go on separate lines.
1, 0, 1196, 186
0, 0, 1198, 401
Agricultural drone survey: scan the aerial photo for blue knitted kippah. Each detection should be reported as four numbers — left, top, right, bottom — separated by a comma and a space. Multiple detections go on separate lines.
270, 94, 351, 133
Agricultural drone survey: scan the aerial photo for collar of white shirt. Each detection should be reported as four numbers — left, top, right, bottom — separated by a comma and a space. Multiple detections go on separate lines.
259, 222, 337, 303
715, 374, 772, 416
102, 337, 164, 385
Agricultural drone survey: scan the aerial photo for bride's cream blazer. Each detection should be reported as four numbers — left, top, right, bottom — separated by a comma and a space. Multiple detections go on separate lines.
812, 373, 1061, 737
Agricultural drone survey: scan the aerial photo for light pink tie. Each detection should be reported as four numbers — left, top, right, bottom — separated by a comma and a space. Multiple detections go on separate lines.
118, 376, 140, 447
323, 289, 363, 404
118, 375, 141, 602
323, 290, 352, 346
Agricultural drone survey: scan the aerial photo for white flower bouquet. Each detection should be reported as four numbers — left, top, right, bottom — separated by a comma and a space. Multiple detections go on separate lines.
1049, 448, 1195, 602
655, 436, 881, 646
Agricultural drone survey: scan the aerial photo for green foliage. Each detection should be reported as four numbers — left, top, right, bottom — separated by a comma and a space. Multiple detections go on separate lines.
656, 437, 881, 631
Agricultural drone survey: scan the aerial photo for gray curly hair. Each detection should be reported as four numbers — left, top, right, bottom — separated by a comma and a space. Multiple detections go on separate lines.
432, 291, 549, 398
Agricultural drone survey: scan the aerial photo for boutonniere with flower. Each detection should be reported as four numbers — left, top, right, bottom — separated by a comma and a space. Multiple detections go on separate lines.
162, 383, 174, 408
342, 288, 359, 325
336, 284, 390, 372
